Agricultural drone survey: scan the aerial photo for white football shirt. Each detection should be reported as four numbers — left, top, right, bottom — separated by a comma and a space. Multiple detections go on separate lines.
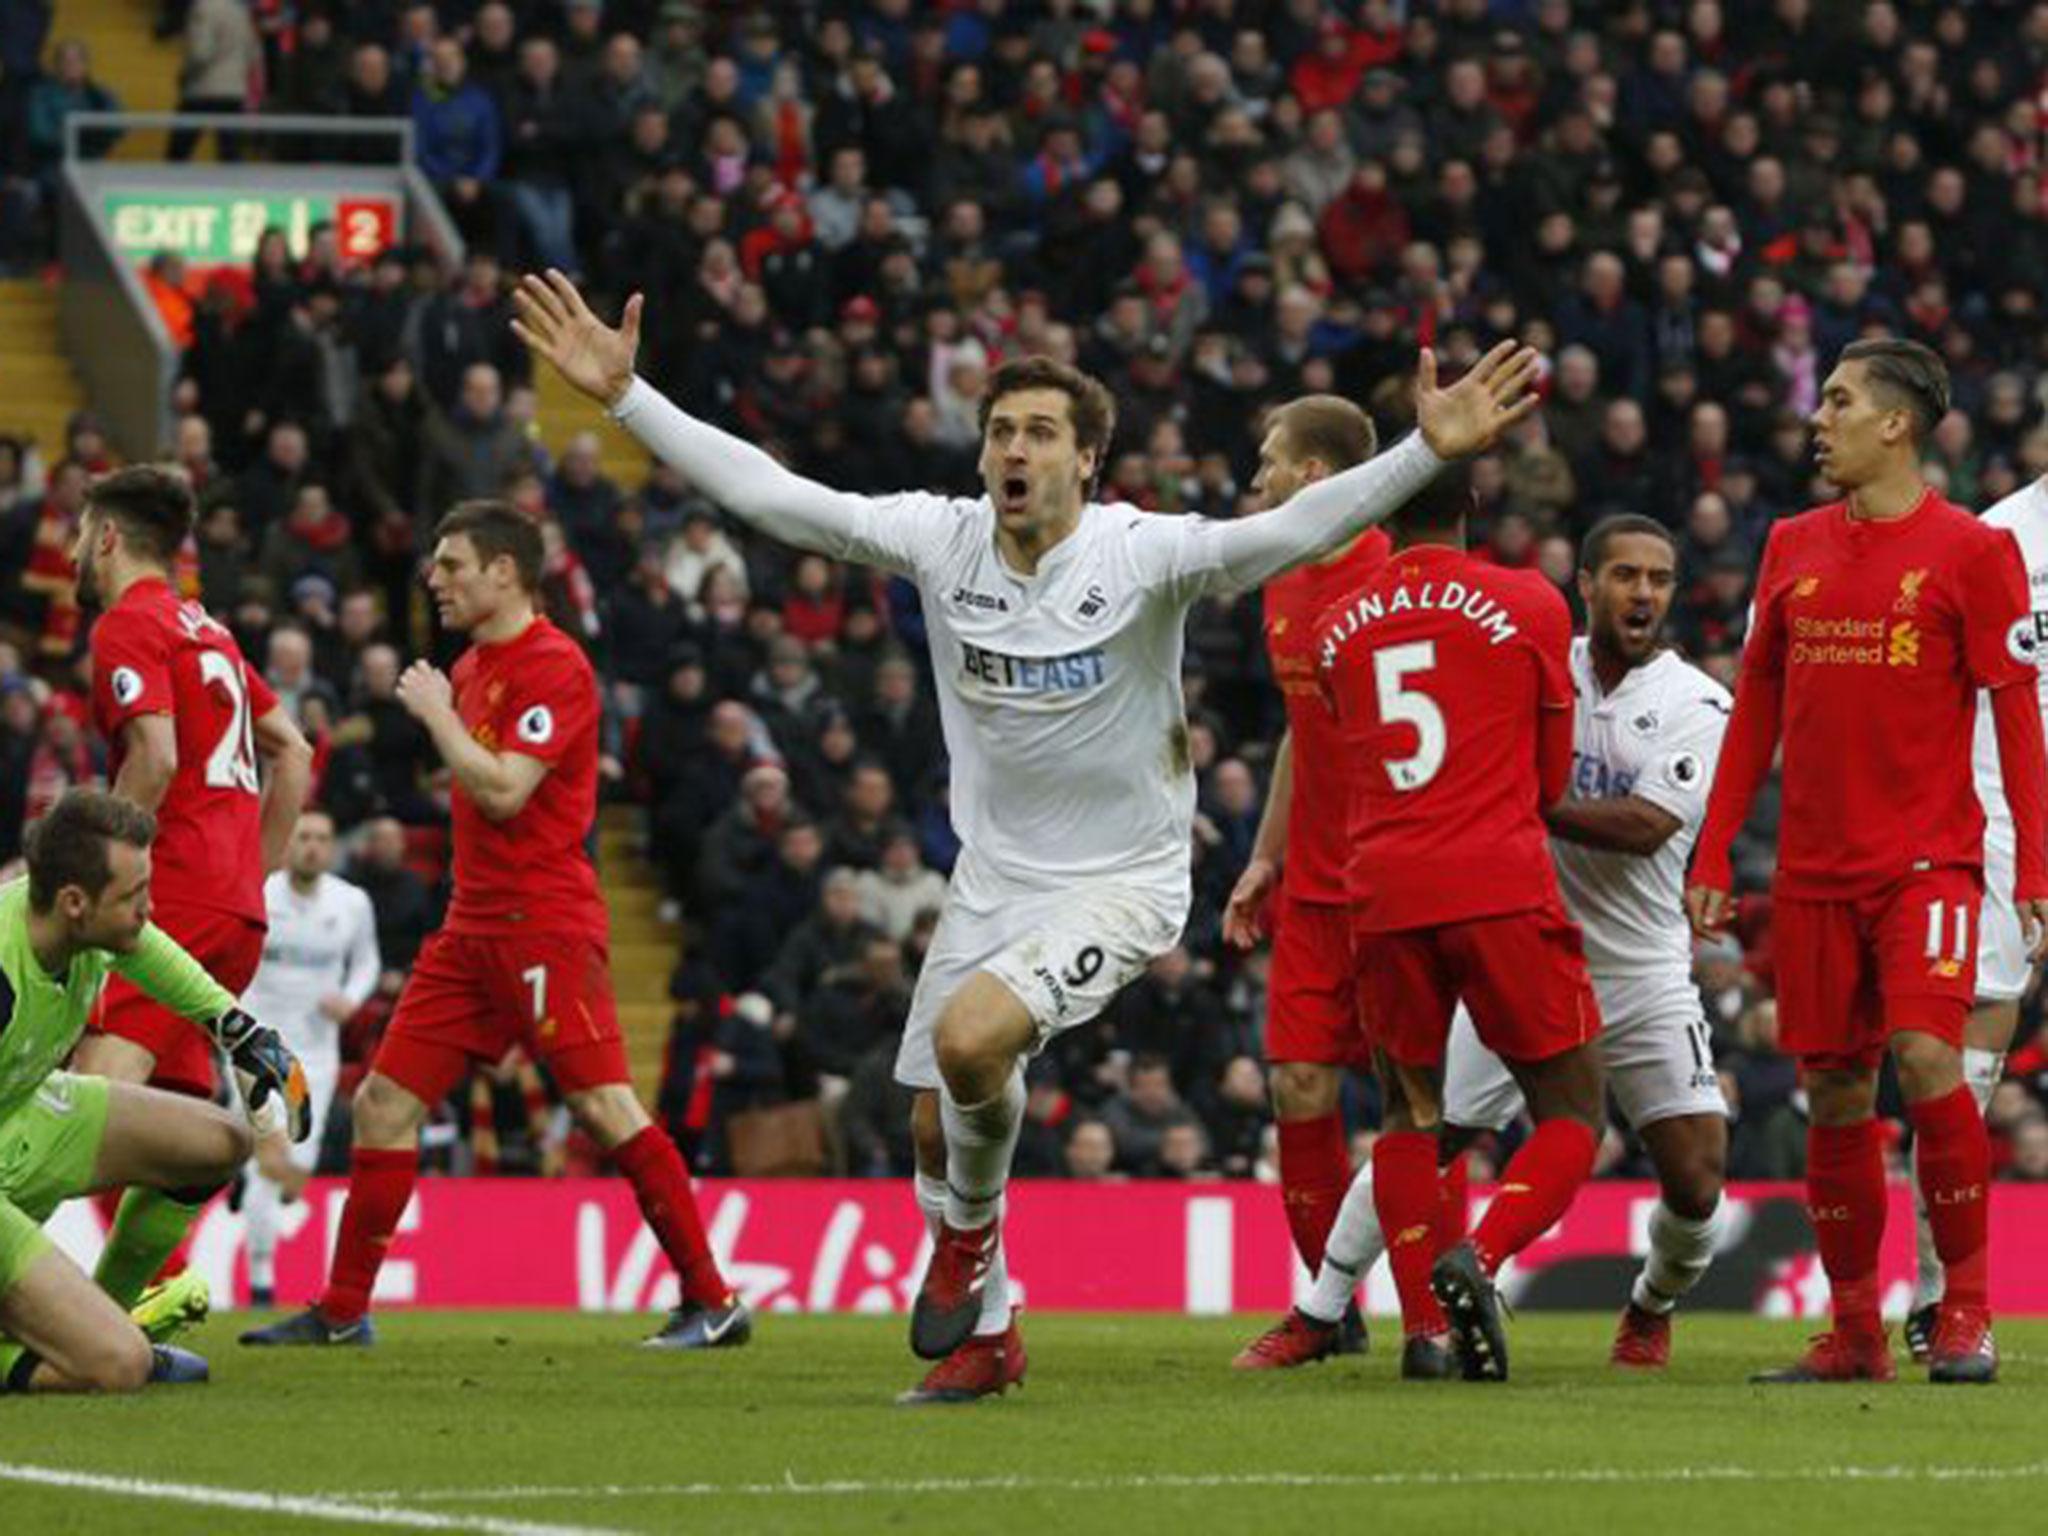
1971, 478, 2048, 854
240, 871, 380, 1075
1552, 638, 1731, 977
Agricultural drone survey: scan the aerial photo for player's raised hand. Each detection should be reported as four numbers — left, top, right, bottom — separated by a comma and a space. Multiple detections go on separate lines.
2021, 896, 2048, 962
1684, 882, 1735, 939
395, 660, 455, 724
1414, 340, 1543, 460
1223, 857, 1279, 949
512, 269, 642, 408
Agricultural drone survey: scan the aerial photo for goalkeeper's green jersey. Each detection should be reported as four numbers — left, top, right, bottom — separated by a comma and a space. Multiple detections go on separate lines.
0, 878, 235, 1123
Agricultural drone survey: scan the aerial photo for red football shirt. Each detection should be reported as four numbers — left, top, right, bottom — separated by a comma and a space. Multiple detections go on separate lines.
1712, 492, 2035, 898
1263, 531, 1390, 905
89, 577, 276, 924
445, 616, 608, 938
1318, 544, 1575, 932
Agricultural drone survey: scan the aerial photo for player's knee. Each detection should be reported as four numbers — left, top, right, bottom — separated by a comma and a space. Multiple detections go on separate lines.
352, 1075, 420, 1142
1660, 1148, 1726, 1221
933, 1012, 1005, 1095
1270, 1062, 1337, 1119
87, 1330, 154, 1394
567, 1085, 645, 1149
1890, 1030, 1963, 1101
1803, 1066, 1877, 1125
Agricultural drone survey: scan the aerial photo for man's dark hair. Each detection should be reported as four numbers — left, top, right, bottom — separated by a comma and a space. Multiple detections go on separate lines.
1839, 337, 1950, 441
978, 357, 1118, 470
85, 465, 194, 567
24, 789, 156, 913
1389, 462, 1476, 535
1580, 513, 1679, 574
1270, 395, 1378, 473
435, 500, 543, 593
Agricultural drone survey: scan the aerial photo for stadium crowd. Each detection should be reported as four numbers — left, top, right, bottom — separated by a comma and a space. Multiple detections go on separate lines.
5, 0, 2048, 1186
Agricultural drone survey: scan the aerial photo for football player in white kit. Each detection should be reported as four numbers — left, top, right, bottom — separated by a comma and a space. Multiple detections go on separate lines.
239, 810, 378, 1307
1901, 472, 2048, 1360
511, 269, 1540, 1401
1280, 515, 1732, 1368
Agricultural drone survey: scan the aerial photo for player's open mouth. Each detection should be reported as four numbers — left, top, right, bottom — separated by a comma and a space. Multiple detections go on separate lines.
1622, 606, 1654, 638
1000, 475, 1029, 511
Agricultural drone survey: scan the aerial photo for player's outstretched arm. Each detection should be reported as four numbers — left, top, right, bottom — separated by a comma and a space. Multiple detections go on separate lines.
1197, 342, 1541, 591
513, 270, 892, 567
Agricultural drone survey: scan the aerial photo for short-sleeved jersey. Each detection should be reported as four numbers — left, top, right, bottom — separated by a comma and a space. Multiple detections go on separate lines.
1971, 479, 2048, 845
1263, 532, 1390, 905
1741, 492, 2034, 898
0, 879, 235, 1123
1318, 544, 1576, 932
444, 617, 607, 938
88, 577, 278, 925
1553, 640, 1730, 978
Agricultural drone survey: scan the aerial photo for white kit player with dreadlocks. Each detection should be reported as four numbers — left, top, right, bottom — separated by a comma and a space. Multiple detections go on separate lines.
513, 268, 1539, 1403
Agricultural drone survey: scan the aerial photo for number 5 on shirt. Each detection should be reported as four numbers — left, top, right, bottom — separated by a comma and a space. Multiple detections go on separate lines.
1374, 640, 1447, 792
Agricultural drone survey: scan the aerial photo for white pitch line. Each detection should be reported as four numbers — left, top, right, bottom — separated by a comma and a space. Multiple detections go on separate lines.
353, 1462, 2048, 1503
0, 1461, 630, 1536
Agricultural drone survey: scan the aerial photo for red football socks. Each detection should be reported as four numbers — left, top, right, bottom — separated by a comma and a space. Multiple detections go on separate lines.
1909, 1086, 1992, 1309
1806, 1118, 1887, 1336
320, 1147, 418, 1325
1276, 1113, 1351, 1272
615, 1125, 730, 1306
1372, 1131, 1449, 1337
1435, 1149, 1470, 1254
1469, 1119, 1598, 1277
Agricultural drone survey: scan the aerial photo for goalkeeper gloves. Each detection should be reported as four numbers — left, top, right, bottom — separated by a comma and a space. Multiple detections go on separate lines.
210, 1007, 312, 1143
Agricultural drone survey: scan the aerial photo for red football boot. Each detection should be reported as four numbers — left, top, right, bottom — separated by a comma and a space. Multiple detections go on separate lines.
1609, 1302, 1672, 1370
911, 1219, 1000, 1360
1230, 1309, 1341, 1371
897, 1316, 1028, 1405
1927, 1305, 1998, 1385
1750, 1329, 1896, 1384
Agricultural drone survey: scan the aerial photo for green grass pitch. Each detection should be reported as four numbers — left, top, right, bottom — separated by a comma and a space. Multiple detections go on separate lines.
0, 1312, 2040, 1534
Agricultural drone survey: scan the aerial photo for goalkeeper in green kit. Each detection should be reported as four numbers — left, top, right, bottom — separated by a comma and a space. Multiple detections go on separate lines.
0, 789, 309, 1392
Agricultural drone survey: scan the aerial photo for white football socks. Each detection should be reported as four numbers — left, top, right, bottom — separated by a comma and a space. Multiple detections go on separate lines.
242, 1170, 280, 1295
1302, 1163, 1385, 1324
1912, 1048, 2004, 1309
1630, 1198, 1722, 1315
940, 1067, 1025, 1230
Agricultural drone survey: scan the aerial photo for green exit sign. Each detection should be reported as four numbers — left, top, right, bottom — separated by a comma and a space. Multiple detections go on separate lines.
102, 188, 398, 270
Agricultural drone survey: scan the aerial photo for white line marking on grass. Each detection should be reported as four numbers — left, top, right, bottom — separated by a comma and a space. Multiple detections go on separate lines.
0, 1461, 630, 1536
353, 1462, 2048, 1503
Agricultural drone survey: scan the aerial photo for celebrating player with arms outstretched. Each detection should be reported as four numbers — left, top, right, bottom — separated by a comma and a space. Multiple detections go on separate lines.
1317, 467, 1605, 1383
72, 466, 312, 1325
0, 791, 305, 1393
244, 503, 741, 1350
1689, 339, 2048, 1386
1223, 396, 1387, 1361
513, 269, 1537, 1402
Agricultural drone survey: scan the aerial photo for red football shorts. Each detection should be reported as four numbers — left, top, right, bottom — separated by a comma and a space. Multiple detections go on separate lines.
1266, 890, 1366, 1066
1772, 866, 1979, 1071
1354, 900, 1601, 1069
91, 904, 266, 1098
373, 929, 629, 1105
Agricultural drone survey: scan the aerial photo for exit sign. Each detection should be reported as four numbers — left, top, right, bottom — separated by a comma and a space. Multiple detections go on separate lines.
103, 188, 399, 272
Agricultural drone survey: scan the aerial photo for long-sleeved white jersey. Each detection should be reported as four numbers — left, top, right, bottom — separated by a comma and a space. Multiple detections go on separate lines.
240, 871, 380, 1074
613, 378, 1444, 901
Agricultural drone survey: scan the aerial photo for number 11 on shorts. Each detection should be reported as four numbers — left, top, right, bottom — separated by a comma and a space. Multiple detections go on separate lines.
1924, 901, 1969, 964
522, 964, 547, 1022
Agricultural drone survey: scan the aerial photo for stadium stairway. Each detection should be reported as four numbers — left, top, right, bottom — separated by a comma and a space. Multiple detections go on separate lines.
0, 279, 87, 457
599, 804, 679, 1104
533, 352, 651, 487
53, 0, 180, 145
